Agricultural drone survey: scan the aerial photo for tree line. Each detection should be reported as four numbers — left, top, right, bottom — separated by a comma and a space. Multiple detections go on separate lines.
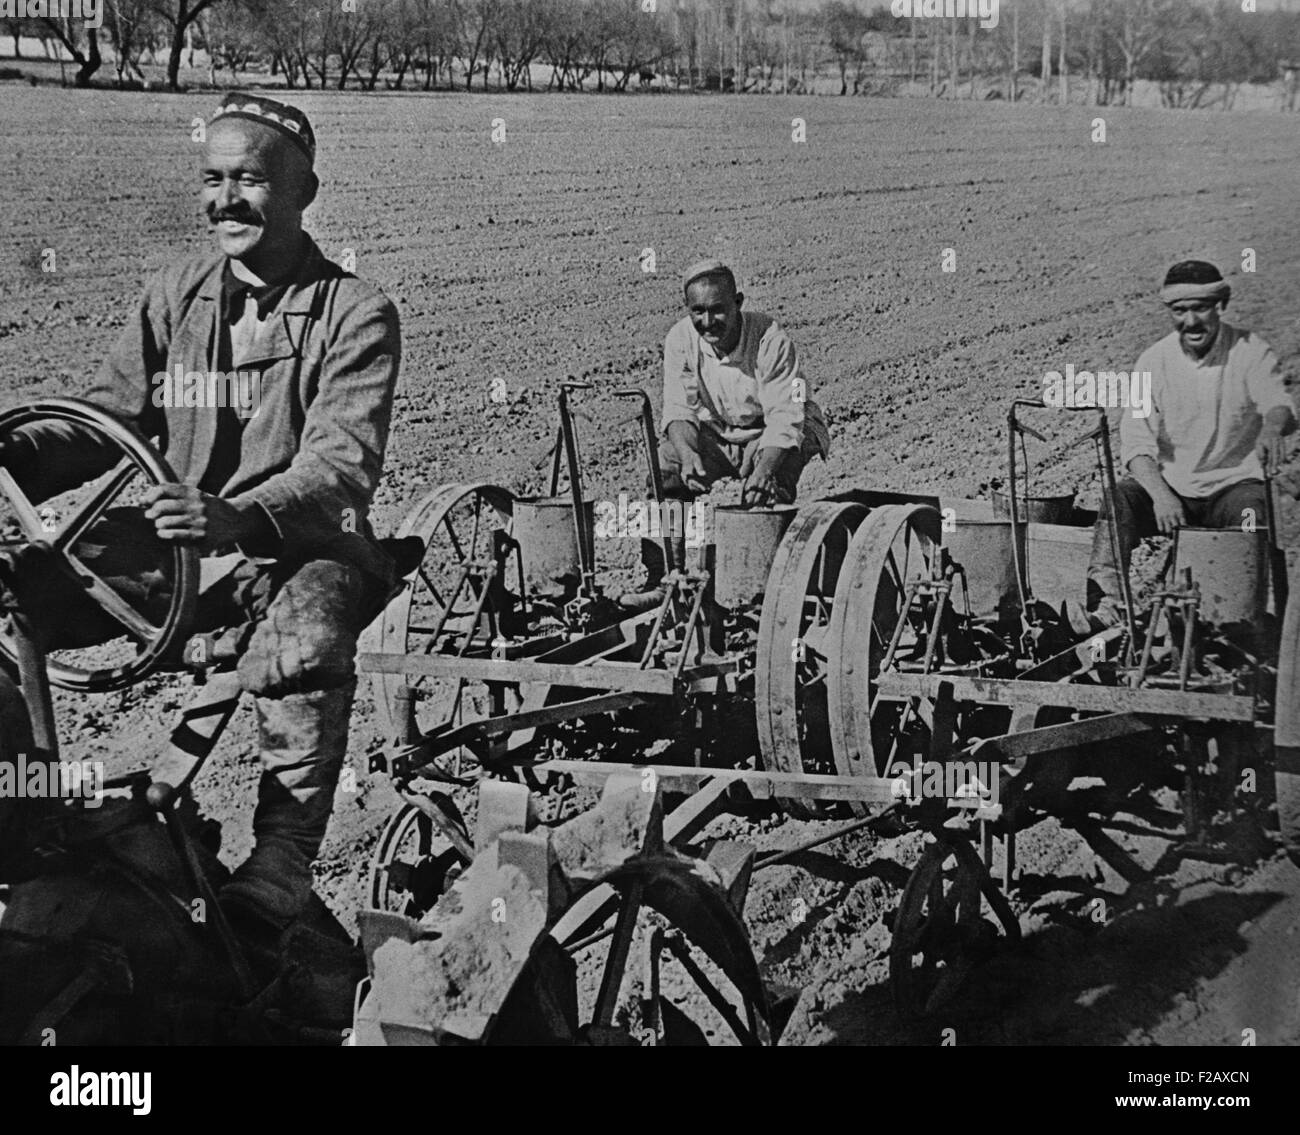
6, 0, 1300, 110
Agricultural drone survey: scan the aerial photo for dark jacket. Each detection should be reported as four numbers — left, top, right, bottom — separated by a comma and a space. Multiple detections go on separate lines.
8, 237, 402, 585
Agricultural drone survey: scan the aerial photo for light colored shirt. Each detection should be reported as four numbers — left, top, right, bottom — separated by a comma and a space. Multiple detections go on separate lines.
661, 311, 830, 456
1120, 323, 1292, 499
229, 290, 267, 364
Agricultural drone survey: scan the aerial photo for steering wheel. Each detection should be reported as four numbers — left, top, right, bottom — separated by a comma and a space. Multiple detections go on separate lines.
0, 398, 199, 693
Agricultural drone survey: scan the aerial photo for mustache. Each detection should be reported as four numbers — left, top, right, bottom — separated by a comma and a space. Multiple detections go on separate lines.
208, 207, 262, 226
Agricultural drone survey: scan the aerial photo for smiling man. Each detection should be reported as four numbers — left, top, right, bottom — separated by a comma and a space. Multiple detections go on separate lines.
0, 94, 401, 941
620, 260, 830, 609
1070, 260, 1295, 633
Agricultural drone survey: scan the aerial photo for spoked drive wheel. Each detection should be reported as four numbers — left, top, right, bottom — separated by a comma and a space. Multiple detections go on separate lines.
0, 399, 198, 693
369, 799, 470, 920
1273, 574, 1300, 863
827, 504, 944, 796
365, 483, 524, 759
499, 856, 772, 1046
755, 500, 869, 819
889, 833, 1020, 1018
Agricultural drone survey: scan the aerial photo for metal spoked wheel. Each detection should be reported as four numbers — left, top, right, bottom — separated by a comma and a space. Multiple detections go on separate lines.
827, 504, 944, 797
755, 501, 870, 819
368, 799, 470, 920
889, 833, 1020, 1018
1273, 574, 1300, 861
0, 399, 198, 693
366, 483, 524, 755
497, 856, 772, 1046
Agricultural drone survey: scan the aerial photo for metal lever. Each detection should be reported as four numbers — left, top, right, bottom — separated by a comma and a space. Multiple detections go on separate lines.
1262, 464, 1289, 615
554, 383, 596, 596
1009, 400, 1049, 443
614, 388, 672, 571
1092, 408, 1140, 664
1008, 399, 1139, 664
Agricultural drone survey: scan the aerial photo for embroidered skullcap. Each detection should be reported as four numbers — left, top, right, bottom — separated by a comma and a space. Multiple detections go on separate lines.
210, 93, 316, 167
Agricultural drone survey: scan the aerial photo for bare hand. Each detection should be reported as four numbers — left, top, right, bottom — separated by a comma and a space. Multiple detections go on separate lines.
1257, 429, 1288, 476
679, 449, 709, 496
741, 468, 779, 507
741, 447, 788, 508
143, 483, 254, 551
1152, 489, 1186, 536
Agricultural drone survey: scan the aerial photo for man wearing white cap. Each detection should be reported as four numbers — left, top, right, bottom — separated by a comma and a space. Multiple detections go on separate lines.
1071, 259, 1294, 632
621, 260, 830, 609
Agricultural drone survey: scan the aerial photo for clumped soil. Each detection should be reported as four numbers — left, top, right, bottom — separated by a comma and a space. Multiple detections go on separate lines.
3, 90, 1299, 1045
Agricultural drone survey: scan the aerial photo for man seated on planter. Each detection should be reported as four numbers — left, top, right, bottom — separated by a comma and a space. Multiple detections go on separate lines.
1067, 260, 1295, 636
619, 259, 831, 611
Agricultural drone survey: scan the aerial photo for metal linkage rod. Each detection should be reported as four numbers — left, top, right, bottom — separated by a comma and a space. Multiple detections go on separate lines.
557, 383, 596, 595
755, 805, 902, 870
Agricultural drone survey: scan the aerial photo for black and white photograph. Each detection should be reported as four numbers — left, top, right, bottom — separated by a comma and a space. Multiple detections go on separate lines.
0, 0, 1294, 1090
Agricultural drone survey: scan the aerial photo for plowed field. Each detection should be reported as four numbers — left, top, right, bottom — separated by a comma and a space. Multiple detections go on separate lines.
3, 87, 1298, 1045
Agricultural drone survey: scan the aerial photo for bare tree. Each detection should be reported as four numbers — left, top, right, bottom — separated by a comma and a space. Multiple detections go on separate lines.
967, 12, 977, 98
1056, 0, 1067, 103
948, 13, 958, 98
2, 17, 24, 57
928, 16, 940, 93
360, 0, 395, 90
38, 17, 102, 85
494, 0, 546, 91
333, 1, 381, 88
308, 4, 336, 86
198, 0, 260, 87
151, 0, 231, 89
104, 0, 161, 86
907, 13, 917, 87
988, 0, 1022, 100
255, 0, 315, 88
1009, 0, 1019, 100
823, 1, 867, 96
384, 0, 420, 88
541, 0, 589, 90
587, 0, 624, 92
1103, 0, 1173, 106
413, 0, 457, 90
454, 0, 499, 90
747, 1, 786, 92
608, 0, 673, 90
1039, 0, 1051, 100
1153, 0, 1255, 110
791, 7, 818, 92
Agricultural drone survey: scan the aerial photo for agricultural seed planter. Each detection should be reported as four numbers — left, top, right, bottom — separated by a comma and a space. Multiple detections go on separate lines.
353, 391, 1299, 1041
0, 392, 1293, 1045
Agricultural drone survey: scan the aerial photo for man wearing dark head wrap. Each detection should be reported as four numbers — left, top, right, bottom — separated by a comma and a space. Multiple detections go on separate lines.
1069, 260, 1295, 633
0, 94, 402, 938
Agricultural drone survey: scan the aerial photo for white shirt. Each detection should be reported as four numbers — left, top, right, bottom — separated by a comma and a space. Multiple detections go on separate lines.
661, 311, 830, 456
1120, 323, 1291, 498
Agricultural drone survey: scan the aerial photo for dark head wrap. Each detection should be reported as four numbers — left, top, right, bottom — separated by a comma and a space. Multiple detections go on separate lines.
1160, 260, 1230, 305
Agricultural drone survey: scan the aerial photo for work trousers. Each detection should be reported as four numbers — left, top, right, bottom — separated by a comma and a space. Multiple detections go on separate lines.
657, 423, 822, 505
33, 508, 380, 927
1086, 477, 1267, 606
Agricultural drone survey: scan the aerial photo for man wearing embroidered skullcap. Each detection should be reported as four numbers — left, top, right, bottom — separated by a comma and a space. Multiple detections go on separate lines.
620, 259, 831, 609
1067, 259, 1295, 634
0, 93, 402, 947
